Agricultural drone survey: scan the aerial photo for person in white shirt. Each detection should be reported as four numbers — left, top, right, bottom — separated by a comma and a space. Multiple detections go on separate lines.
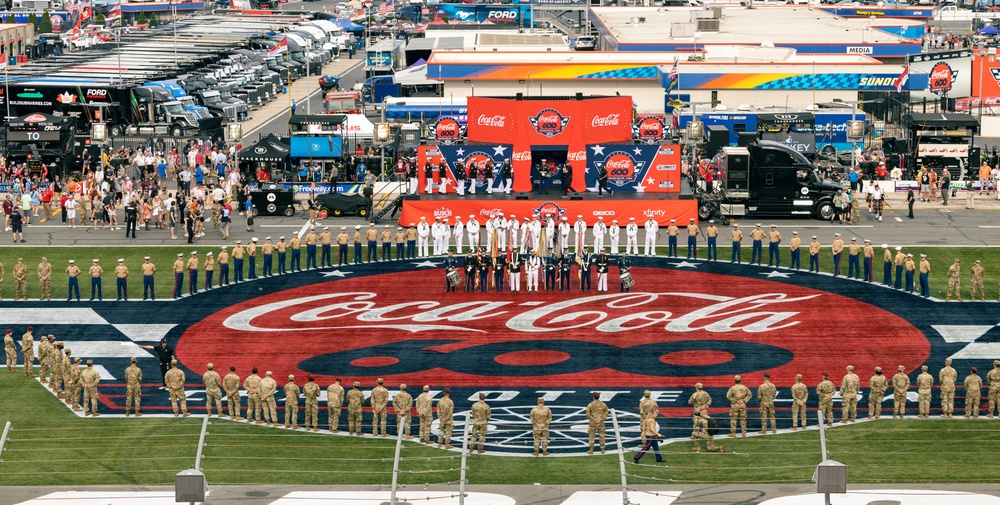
558, 216, 570, 251
545, 217, 556, 253
519, 217, 531, 253
417, 217, 431, 257
467, 214, 480, 250
499, 215, 511, 250
485, 216, 496, 251
526, 252, 541, 292
609, 219, 620, 254
626, 217, 639, 255
573, 215, 587, 253
592, 216, 607, 253
453, 216, 464, 254
644, 217, 658, 256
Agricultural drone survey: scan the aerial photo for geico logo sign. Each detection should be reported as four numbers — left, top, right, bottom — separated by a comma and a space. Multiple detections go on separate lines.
592, 210, 615, 216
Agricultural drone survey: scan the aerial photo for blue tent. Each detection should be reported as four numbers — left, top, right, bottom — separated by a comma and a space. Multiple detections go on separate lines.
337, 18, 365, 32
978, 26, 1000, 35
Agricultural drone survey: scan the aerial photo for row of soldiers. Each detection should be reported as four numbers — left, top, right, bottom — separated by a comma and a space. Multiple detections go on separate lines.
3, 328, 103, 415
443, 247, 634, 293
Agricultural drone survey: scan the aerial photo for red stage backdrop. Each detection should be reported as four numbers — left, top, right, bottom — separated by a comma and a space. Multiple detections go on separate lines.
466, 96, 635, 192
399, 198, 697, 227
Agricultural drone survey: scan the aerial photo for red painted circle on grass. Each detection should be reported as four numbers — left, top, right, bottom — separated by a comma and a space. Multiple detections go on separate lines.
660, 350, 735, 366
351, 357, 400, 367
495, 350, 571, 366
176, 268, 931, 389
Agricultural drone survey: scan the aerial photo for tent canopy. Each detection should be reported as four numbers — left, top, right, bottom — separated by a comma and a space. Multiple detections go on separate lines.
393, 61, 444, 86
239, 133, 290, 162
903, 112, 980, 131
978, 26, 1000, 35
336, 17, 365, 32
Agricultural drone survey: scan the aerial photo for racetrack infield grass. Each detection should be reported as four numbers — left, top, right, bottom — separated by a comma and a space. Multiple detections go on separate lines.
1, 372, 999, 486
0, 245, 998, 301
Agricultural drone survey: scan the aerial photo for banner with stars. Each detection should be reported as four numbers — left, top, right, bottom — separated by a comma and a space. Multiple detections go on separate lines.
585, 144, 681, 193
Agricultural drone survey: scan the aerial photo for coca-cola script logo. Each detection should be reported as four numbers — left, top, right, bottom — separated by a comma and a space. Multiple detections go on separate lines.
634, 116, 666, 142
567, 150, 586, 162
928, 61, 955, 95
174, 269, 929, 388
512, 151, 532, 162
433, 117, 463, 144
601, 151, 644, 188
591, 113, 621, 128
476, 114, 507, 128
528, 108, 570, 138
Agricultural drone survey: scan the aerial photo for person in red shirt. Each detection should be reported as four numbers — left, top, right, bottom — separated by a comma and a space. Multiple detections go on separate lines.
41, 186, 54, 219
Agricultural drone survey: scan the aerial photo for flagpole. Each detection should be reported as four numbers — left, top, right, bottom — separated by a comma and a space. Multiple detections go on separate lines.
286, 41, 292, 117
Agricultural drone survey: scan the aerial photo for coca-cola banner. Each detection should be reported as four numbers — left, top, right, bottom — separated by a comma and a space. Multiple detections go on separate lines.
586, 144, 682, 193
400, 197, 697, 227
417, 144, 507, 195
467, 97, 634, 192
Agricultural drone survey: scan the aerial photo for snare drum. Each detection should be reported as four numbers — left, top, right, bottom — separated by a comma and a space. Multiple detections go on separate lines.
447, 270, 462, 287
620, 271, 635, 289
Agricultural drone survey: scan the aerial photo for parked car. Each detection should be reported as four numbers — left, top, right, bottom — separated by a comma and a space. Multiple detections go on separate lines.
317, 192, 370, 217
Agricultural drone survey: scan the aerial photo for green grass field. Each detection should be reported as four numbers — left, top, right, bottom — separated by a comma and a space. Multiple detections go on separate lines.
0, 245, 997, 301
1, 371, 999, 486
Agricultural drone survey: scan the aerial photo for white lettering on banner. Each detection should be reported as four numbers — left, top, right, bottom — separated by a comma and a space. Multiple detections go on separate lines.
930, 67, 951, 80
476, 114, 507, 127
536, 390, 575, 402
487, 11, 517, 19
436, 123, 458, 133
592, 210, 616, 216
606, 159, 633, 170
480, 208, 505, 217
223, 292, 818, 334
512, 151, 532, 161
433, 207, 453, 219
643, 209, 666, 217
847, 46, 873, 54
567, 151, 586, 161
591, 114, 621, 127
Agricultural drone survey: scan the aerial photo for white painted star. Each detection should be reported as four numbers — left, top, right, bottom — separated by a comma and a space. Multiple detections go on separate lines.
646, 177, 655, 185
761, 270, 792, 278
591, 145, 605, 156
633, 183, 646, 193
455, 148, 465, 156
670, 261, 698, 269
321, 269, 353, 277
633, 147, 643, 155
413, 260, 440, 268
493, 145, 508, 156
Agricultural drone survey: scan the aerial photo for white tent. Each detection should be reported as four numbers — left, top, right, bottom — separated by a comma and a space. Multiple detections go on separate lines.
393, 63, 444, 86
342, 114, 375, 138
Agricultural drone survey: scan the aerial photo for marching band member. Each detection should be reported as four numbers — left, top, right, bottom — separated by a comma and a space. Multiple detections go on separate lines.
619, 251, 633, 293
444, 251, 459, 293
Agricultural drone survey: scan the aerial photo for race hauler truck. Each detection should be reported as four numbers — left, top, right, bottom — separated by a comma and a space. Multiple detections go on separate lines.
709, 140, 845, 220
903, 112, 979, 179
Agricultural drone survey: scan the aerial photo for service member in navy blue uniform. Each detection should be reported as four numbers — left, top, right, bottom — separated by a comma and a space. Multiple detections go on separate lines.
559, 248, 573, 291
579, 248, 592, 292
882, 244, 893, 286
139, 339, 174, 390
618, 252, 632, 293
544, 249, 557, 291
493, 251, 507, 293
141, 256, 156, 300
464, 250, 477, 292
478, 248, 490, 292
444, 251, 459, 293
705, 220, 718, 261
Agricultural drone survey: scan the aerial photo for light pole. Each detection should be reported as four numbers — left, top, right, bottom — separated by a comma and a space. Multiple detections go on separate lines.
832, 98, 880, 173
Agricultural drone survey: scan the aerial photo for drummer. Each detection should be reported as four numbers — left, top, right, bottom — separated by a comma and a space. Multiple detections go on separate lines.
619, 251, 633, 293
444, 250, 460, 293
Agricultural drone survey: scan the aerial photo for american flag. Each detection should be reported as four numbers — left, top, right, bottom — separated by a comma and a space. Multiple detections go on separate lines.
894, 64, 909, 93
377, 0, 394, 16
667, 58, 679, 90
66, 0, 90, 14
107, 3, 122, 25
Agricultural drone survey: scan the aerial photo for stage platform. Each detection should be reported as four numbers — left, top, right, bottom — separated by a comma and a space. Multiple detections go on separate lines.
399, 190, 699, 227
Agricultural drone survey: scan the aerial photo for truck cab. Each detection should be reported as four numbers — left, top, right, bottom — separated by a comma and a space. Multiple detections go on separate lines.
718, 141, 844, 219
145, 81, 214, 120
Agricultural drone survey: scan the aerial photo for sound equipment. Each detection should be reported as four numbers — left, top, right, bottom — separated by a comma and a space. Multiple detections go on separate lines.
250, 187, 295, 216
721, 146, 751, 195
970, 146, 982, 170
706, 125, 729, 158
737, 131, 758, 148
882, 137, 896, 154
516, 194, 529, 200
570, 193, 583, 200
403, 194, 421, 200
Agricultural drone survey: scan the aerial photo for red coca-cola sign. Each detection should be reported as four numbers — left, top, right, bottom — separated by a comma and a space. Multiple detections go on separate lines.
928, 61, 954, 95
476, 114, 507, 127
567, 150, 586, 162
591, 113, 621, 128
635, 115, 666, 141
529, 108, 570, 138
433, 117, 463, 143
174, 269, 928, 388
512, 150, 532, 162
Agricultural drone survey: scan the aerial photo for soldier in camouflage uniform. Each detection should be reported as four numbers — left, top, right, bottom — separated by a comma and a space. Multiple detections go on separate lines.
4, 329, 15, 372
80, 359, 101, 416
327, 378, 344, 432
223, 366, 242, 420
530, 397, 552, 457
840, 365, 860, 423
757, 374, 777, 434
124, 357, 143, 417
393, 384, 413, 439
48, 342, 64, 397
416, 385, 433, 444
37, 335, 51, 383
243, 368, 263, 424
284, 375, 300, 429
203, 363, 223, 417
21, 326, 35, 377
892, 365, 909, 419
970, 260, 986, 301
66, 355, 82, 411
816, 373, 835, 427
13, 258, 28, 301
638, 390, 658, 446
965, 367, 983, 418
939, 359, 958, 419
60, 348, 73, 401
586, 392, 609, 455
436, 388, 455, 449
691, 408, 724, 453
370, 378, 389, 437
868, 367, 888, 419
987, 360, 1000, 418
916, 365, 934, 418
37, 257, 52, 301
726, 375, 751, 437
470, 393, 491, 454
303, 376, 320, 432
790, 374, 808, 430
259, 371, 279, 426
347, 381, 364, 436
165, 360, 190, 417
